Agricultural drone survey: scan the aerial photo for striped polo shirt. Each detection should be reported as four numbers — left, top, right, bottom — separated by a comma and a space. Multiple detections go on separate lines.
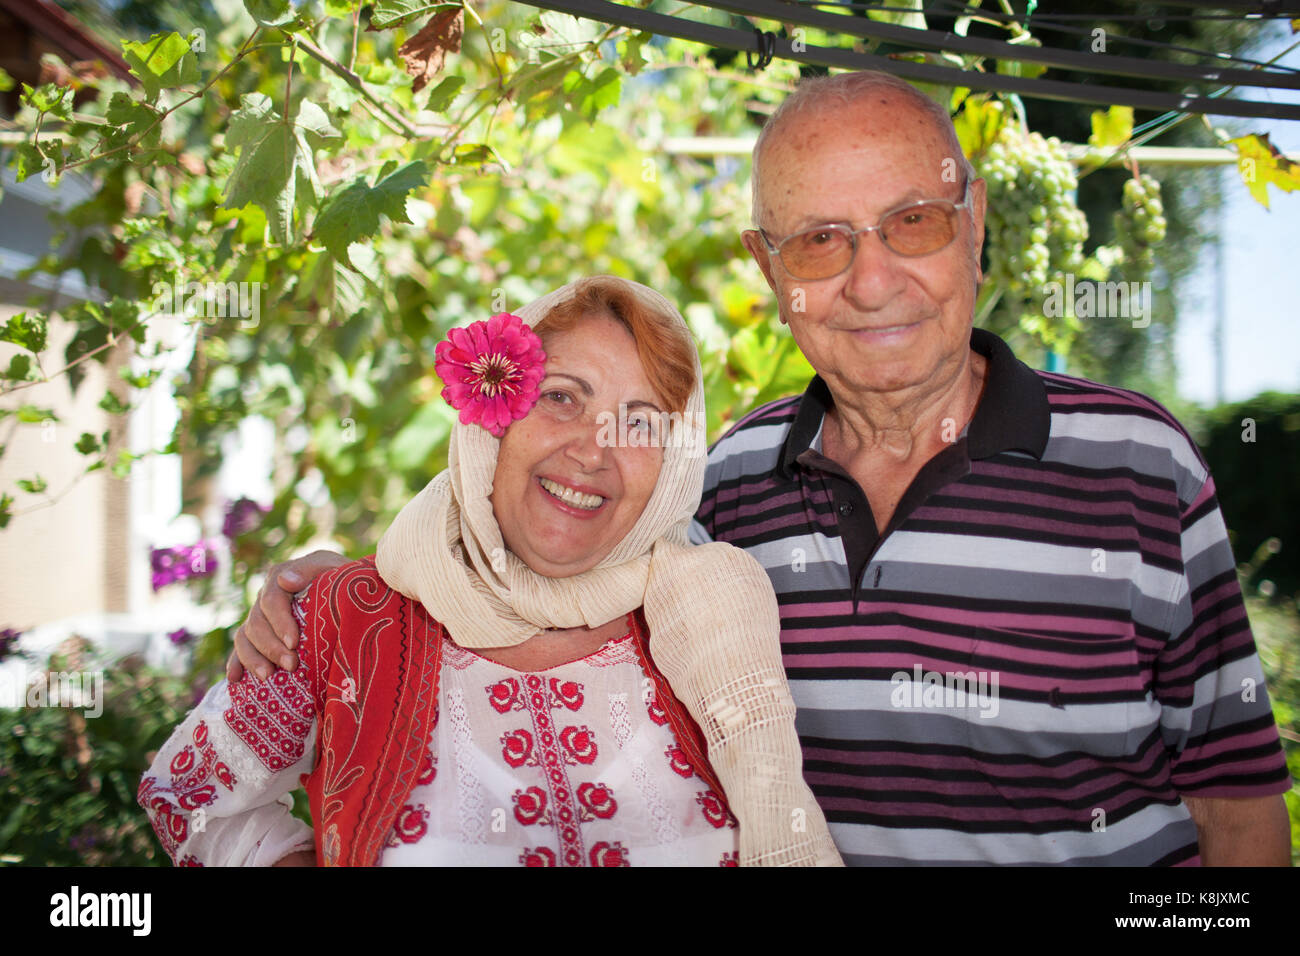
690, 327, 1290, 865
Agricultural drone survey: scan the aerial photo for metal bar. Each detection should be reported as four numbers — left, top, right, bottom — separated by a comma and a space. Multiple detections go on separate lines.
708, 0, 1300, 91
660, 136, 1300, 167
515, 0, 1300, 120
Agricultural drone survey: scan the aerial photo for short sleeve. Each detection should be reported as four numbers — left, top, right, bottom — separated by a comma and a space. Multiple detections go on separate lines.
1156, 477, 1291, 797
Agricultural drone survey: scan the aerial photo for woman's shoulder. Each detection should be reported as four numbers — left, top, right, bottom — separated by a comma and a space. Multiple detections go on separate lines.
298, 555, 442, 639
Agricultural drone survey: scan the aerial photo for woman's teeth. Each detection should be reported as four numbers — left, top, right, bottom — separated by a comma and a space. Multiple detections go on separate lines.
539, 477, 605, 510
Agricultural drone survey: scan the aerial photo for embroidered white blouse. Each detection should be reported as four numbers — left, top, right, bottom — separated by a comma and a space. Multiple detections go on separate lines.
139, 608, 738, 867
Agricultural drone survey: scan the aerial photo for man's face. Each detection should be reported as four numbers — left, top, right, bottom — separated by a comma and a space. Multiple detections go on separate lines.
743, 95, 987, 401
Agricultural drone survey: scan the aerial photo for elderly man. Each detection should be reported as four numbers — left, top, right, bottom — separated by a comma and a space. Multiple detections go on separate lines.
230, 71, 1291, 865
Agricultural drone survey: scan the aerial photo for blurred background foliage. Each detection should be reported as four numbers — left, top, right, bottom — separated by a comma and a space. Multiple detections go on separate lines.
0, 0, 1295, 862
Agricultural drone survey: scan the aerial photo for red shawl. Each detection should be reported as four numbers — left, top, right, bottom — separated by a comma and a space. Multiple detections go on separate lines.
295, 557, 725, 866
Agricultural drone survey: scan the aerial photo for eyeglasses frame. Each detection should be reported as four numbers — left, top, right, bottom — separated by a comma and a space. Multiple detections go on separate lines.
753, 178, 976, 280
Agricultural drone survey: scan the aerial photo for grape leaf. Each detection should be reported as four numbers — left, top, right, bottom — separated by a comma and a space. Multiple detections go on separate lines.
223, 94, 340, 245
1227, 133, 1300, 210
10, 142, 55, 183
101, 92, 162, 150
121, 33, 200, 102
369, 1, 460, 30
952, 96, 1004, 158
1089, 106, 1134, 150
243, 0, 297, 28
425, 75, 464, 112
0, 312, 48, 352
20, 82, 73, 119
17, 406, 56, 424
16, 476, 47, 495
398, 7, 463, 93
315, 160, 428, 270
3, 354, 34, 382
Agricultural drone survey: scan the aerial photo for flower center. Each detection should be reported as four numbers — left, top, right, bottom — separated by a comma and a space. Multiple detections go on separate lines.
468, 351, 521, 397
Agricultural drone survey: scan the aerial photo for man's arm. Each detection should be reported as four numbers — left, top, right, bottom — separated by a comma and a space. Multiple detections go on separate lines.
1182, 795, 1291, 866
226, 550, 349, 681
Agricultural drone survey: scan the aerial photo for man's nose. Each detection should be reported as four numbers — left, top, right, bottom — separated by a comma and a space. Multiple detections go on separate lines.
842, 228, 907, 309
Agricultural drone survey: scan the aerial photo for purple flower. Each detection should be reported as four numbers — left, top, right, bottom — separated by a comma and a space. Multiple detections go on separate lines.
150, 542, 218, 591
0, 627, 20, 662
167, 627, 195, 646
222, 497, 268, 540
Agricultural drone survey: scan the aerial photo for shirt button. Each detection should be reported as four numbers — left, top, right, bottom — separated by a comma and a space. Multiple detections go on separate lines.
838, 501, 854, 517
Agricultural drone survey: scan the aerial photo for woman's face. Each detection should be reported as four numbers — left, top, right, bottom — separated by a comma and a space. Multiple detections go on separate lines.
491, 312, 668, 578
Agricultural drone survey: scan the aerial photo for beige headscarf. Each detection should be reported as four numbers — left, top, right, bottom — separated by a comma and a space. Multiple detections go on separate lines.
377, 276, 841, 866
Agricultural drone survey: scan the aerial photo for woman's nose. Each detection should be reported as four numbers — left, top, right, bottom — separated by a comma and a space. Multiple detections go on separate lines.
562, 417, 609, 471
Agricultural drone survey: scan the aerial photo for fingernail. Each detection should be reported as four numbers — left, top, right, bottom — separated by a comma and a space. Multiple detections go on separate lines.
282, 632, 297, 649
257, 666, 272, 680
281, 654, 296, 671
282, 570, 304, 587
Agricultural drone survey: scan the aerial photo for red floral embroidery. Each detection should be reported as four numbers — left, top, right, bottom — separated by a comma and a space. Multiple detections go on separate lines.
170, 746, 195, 775
665, 745, 693, 778
576, 782, 617, 820
513, 786, 549, 826
393, 804, 429, 844
520, 847, 557, 867
177, 855, 204, 867
416, 751, 437, 786
177, 785, 216, 811
697, 790, 732, 829
501, 729, 534, 768
139, 718, 243, 861
488, 678, 522, 714
549, 678, 583, 711
719, 851, 738, 867
646, 694, 668, 726
165, 809, 188, 845
559, 725, 597, 765
213, 761, 236, 789
589, 841, 629, 867
224, 667, 315, 772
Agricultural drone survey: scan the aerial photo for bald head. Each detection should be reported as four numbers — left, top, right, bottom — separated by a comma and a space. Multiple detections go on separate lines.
751, 71, 974, 228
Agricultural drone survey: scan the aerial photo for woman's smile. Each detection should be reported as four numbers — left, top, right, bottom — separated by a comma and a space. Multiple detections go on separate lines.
535, 475, 608, 515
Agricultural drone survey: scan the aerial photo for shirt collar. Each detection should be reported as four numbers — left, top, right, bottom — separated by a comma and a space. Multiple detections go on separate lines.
778, 327, 1050, 478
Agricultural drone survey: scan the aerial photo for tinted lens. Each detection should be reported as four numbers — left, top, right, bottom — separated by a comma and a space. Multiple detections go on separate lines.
780, 228, 852, 279
880, 203, 957, 256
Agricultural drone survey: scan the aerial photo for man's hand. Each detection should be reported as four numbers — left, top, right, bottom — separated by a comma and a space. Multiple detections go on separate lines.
226, 550, 349, 682
1183, 794, 1292, 865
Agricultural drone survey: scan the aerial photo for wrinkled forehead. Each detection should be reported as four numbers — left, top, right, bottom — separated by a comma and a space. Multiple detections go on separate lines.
755, 96, 959, 205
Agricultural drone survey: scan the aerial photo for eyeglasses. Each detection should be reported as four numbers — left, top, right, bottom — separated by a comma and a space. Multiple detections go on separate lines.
756, 180, 973, 280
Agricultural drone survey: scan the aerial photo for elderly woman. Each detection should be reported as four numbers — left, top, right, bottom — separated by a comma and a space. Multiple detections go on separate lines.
139, 276, 841, 867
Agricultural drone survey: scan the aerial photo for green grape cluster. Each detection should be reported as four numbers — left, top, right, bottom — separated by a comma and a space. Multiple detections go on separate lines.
976, 129, 1087, 295
1114, 173, 1167, 274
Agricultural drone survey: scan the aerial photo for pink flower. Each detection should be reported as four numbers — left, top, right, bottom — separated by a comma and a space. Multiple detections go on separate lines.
434, 313, 546, 437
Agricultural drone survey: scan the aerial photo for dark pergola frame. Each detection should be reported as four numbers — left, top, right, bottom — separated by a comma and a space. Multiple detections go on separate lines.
515, 0, 1300, 120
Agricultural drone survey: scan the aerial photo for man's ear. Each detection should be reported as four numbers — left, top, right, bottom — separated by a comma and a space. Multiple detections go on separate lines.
969, 177, 988, 280
742, 230, 780, 294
